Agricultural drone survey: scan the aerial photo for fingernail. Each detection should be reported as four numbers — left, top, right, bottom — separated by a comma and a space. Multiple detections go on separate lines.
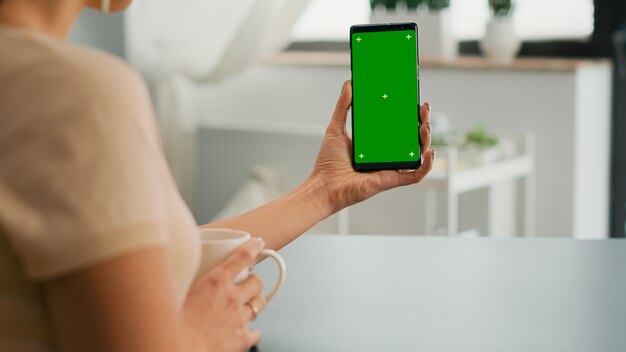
255, 237, 265, 247
425, 102, 431, 112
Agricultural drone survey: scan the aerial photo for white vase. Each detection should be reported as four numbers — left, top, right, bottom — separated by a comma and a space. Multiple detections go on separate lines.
480, 17, 521, 64
417, 9, 458, 61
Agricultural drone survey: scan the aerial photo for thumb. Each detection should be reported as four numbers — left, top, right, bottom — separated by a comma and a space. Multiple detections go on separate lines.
328, 80, 352, 134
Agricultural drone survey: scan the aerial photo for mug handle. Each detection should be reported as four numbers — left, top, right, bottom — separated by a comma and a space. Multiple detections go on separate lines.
258, 249, 286, 302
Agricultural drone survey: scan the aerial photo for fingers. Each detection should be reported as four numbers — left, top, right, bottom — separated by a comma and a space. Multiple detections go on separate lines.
327, 80, 353, 135
392, 102, 434, 187
219, 238, 264, 279
244, 294, 267, 321
396, 149, 436, 187
246, 329, 262, 348
238, 274, 264, 302
419, 102, 431, 125
419, 103, 431, 156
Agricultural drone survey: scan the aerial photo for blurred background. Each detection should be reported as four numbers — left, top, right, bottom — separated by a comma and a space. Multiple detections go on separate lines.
70, 0, 626, 238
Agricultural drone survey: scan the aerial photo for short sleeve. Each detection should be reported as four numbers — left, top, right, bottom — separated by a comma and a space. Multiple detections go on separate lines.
0, 48, 169, 280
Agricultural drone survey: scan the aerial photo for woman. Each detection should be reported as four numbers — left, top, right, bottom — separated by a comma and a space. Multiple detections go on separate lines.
0, 0, 435, 351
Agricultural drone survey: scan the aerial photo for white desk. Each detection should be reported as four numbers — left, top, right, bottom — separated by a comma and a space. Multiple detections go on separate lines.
253, 235, 626, 352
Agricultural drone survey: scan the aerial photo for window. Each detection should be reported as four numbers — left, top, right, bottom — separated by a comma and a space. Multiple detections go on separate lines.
291, 0, 594, 42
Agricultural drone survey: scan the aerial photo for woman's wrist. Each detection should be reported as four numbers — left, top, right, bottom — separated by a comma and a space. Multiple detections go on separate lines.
300, 173, 337, 220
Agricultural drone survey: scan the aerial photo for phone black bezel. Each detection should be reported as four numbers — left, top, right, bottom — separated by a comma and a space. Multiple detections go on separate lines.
349, 22, 421, 172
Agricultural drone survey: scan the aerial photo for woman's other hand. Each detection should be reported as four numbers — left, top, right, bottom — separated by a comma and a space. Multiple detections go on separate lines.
183, 239, 266, 352
311, 80, 435, 213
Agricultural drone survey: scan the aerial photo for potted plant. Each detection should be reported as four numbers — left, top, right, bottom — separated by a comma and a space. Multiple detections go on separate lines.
489, 0, 513, 16
369, 0, 457, 61
460, 125, 501, 165
480, 0, 521, 63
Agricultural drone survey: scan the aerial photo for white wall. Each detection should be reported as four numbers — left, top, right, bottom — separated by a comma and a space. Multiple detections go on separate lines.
69, 9, 126, 57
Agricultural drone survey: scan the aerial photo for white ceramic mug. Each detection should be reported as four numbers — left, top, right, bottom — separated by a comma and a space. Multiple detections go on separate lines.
195, 228, 286, 302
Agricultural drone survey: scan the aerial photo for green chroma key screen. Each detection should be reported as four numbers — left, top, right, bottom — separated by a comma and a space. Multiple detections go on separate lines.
350, 23, 420, 170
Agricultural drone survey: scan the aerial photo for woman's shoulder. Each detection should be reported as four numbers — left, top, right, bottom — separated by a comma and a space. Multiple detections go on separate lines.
0, 29, 160, 159
47, 41, 147, 104
0, 28, 148, 109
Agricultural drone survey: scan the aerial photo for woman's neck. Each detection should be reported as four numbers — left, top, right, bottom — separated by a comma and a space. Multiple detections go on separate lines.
0, 0, 86, 39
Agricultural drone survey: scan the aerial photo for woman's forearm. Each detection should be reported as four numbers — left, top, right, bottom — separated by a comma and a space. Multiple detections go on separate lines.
201, 176, 333, 250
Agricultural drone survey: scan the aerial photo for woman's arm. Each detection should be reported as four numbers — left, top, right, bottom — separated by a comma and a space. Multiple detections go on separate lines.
45, 239, 266, 352
45, 247, 185, 352
206, 176, 332, 251
205, 81, 435, 250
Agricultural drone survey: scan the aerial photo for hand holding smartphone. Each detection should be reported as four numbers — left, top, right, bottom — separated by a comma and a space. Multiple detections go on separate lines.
350, 22, 421, 171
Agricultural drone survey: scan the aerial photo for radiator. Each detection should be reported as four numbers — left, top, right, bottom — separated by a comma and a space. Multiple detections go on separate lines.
195, 119, 336, 230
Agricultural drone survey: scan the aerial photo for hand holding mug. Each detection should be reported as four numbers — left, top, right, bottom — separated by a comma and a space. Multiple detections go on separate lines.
182, 229, 285, 352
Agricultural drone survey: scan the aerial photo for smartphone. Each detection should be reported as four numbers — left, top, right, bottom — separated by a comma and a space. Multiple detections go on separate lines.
350, 22, 421, 171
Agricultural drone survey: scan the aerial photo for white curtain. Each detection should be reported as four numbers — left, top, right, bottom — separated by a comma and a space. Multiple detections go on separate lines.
124, 0, 310, 208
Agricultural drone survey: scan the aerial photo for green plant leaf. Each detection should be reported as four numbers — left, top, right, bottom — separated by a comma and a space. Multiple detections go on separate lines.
464, 125, 498, 148
406, 0, 424, 9
384, 0, 398, 10
427, 0, 450, 10
488, 0, 514, 17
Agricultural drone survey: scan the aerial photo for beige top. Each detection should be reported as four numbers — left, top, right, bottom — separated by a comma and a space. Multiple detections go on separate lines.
0, 26, 200, 351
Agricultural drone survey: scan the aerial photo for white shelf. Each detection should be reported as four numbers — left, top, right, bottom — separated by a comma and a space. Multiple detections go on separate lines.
420, 135, 536, 237
426, 155, 534, 193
